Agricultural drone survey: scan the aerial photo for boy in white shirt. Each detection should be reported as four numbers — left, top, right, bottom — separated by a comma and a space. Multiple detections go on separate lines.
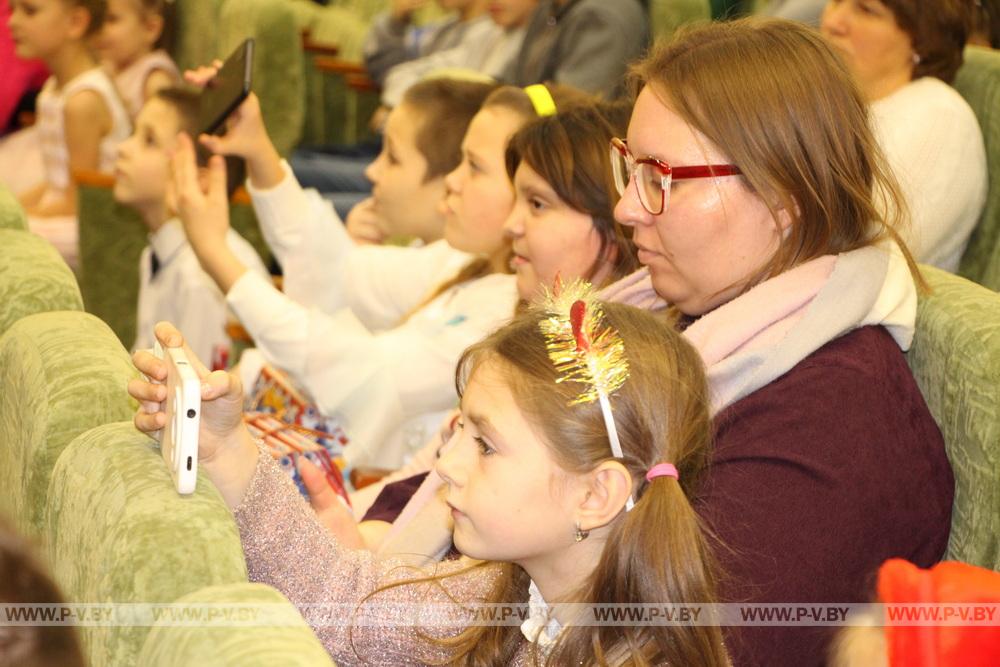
113, 87, 269, 364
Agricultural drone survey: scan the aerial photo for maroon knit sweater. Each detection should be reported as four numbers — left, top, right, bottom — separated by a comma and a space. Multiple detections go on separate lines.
701, 325, 953, 665
363, 325, 954, 665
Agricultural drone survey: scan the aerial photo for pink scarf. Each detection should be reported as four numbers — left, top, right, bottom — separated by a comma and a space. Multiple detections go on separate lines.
379, 244, 918, 553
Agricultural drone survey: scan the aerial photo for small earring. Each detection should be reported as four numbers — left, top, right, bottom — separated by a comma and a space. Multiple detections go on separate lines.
912, 51, 921, 65
574, 523, 590, 542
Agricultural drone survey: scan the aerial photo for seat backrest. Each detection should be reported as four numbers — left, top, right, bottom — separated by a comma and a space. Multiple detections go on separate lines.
954, 46, 1000, 291
76, 177, 147, 346
650, 0, 711, 43
906, 265, 1000, 569
170, 0, 224, 72
218, 0, 304, 156
138, 582, 335, 667
46, 422, 249, 667
0, 229, 82, 338
0, 183, 28, 231
0, 311, 136, 536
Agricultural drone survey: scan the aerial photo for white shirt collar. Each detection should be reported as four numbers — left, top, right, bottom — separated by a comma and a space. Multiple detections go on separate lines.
148, 218, 187, 270
520, 579, 563, 650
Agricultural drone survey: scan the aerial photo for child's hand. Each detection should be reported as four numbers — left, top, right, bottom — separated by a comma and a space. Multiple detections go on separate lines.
185, 61, 276, 164
128, 321, 255, 480
171, 132, 230, 252
345, 197, 388, 245
299, 457, 367, 550
197, 93, 271, 163
170, 133, 249, 293
129, 322, 258, 508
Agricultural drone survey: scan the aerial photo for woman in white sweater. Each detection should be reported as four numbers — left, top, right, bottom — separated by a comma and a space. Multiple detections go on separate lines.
821, 0, 987, 272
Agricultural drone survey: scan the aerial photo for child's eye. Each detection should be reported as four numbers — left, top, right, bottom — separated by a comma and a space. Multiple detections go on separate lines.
474, 436, 495, 456
528, 197, 546, 212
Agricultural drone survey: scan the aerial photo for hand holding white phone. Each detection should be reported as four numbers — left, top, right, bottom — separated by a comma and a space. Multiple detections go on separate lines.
153, 340, 201, 495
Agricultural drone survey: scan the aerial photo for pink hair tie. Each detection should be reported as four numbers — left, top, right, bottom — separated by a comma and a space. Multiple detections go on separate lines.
645, 463, 679, 482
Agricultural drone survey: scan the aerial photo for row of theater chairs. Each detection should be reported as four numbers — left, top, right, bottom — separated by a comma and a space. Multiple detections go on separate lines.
0, 204, 332, 665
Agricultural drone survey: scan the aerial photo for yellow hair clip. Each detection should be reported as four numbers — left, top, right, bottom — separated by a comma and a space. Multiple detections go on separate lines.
524, 84, 557, 117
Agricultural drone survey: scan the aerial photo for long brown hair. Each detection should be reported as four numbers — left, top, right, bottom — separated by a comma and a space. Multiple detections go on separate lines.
632, 18, 923, 295
505, 100, 640, 288
424, 302, 727, 666
879, 0, 969, 82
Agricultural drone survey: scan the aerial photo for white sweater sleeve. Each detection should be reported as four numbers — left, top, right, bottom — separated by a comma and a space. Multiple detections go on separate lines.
246, 161, 472, 329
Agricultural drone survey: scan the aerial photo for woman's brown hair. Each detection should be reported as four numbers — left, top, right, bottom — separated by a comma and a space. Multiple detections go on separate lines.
505, 100, 640, 288
632, 18, 922, 293
422, 302, 727, 666
879, 0, 969, 83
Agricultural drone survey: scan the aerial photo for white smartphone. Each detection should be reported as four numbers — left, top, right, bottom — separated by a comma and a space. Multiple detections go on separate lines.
153, 341, 201, 495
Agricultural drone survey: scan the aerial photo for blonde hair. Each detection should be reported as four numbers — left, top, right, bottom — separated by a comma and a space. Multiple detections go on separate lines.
410, 303, 727, 666
632, 18, 923, 294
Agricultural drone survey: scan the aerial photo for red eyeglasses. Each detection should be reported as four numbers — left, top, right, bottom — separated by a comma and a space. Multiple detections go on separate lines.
610, 137, 742, 215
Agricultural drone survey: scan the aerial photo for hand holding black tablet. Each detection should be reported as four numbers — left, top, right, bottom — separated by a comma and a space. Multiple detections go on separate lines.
198, 38, 254, 137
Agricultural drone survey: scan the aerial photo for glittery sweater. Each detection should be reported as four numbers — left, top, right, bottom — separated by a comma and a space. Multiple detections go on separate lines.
234, 450, 541, 666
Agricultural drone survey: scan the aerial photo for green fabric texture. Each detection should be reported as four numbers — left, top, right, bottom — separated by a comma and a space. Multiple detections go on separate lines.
77, 181, 147, 347
0, 312, 137, 537
299, 4, 375, 147
955, 46, 1000, 292
46, 422, 249, 667
138, 583, 335, 666
218, 0, 304, 156
0, 183, 27, 231
0, 229, 82, 338
77, 181, 272, 348
170, 0, 224, 71
906, 266, 1000, 570
650, 0, 711, 41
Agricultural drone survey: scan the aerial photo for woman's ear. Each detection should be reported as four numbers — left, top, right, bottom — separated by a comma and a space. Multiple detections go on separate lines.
575, 460, 632, 532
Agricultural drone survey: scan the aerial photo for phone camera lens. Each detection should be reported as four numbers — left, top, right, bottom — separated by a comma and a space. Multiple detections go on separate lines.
187, 409, 196, 418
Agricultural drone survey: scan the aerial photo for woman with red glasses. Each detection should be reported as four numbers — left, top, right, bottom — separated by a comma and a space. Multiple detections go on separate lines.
614, 18, 953, 666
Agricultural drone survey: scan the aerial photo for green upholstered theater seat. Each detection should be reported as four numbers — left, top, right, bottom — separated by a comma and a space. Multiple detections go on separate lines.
0, 183, 28, 231
650, 0, 711, 42
46, 422, 249, 667
0, 229, 83, 337
138, 583, 335, 666
170, 0, 224, 72
218, 0, 304, 156
0, 311, 136, 536
75, 174, 147, 347
907, 266, 1000, 570
955, 46, 1000, 292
